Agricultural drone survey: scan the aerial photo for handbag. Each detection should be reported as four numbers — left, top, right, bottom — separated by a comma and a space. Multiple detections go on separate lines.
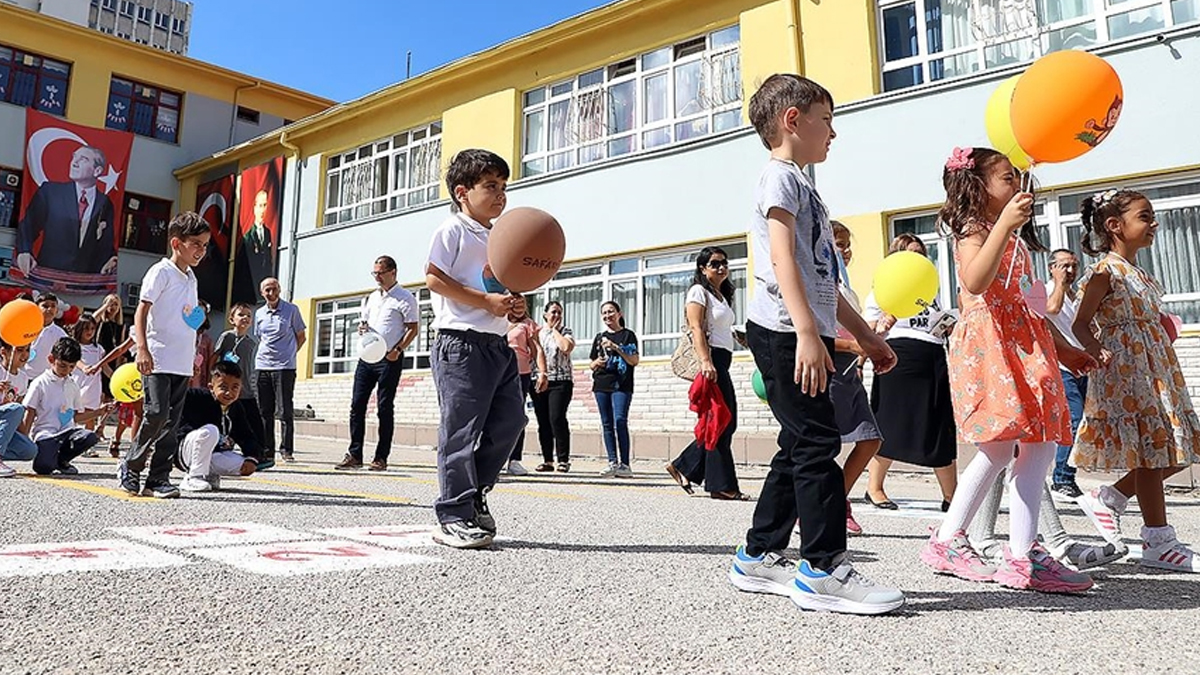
670, 291, 709, 381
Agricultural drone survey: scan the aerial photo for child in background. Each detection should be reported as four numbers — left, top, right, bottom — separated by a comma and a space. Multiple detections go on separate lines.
175, 361, 263, 493
1071, 188, 1200, 572
88, 336, 139, 457
214, 302, 263, 445
0, 340, 36, 476
190, 300, 214, 389
24, 294, 66, 380
919, 146, 1092, 593
70, 315, 106, 452
22, 337, 114, 475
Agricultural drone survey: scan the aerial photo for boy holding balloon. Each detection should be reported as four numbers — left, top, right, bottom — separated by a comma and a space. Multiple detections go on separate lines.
23, 294, 66, 380
21, 337, 114, 475
726, 74, 904, 615
424, 149, 526, 550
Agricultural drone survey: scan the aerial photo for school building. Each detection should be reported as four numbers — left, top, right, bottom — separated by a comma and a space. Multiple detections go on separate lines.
0, 3, 332, 312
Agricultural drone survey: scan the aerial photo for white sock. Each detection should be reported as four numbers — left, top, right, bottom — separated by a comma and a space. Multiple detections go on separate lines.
1098, 484, 1130, 513
937, 442, 1013, 542
1142, 524, 1177, 547
1007, 442, 1056, 555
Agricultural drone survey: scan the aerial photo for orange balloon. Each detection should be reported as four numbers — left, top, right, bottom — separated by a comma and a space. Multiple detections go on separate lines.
1010, 50, 1123, 164
0, 299, 44, 347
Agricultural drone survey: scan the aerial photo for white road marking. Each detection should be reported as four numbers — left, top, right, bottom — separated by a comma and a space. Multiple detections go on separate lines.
0, 539, 189, 577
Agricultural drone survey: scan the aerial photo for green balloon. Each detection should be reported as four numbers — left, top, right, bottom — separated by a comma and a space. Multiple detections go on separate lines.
751, 369, 767, 401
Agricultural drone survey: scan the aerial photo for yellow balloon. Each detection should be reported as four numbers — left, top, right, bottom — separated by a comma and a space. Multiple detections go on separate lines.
985, 74, 1032, 171
110, 362, 144, 403
873, 251, 939, 319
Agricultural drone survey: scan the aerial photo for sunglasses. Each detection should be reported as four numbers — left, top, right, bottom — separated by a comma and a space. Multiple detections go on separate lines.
706, 259, 729, 270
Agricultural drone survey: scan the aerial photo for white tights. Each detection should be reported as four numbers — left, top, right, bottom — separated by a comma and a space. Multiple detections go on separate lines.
936, 441, 1056, 554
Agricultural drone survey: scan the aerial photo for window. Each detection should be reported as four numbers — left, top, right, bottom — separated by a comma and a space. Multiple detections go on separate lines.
120, 193, 171, 254
312, 288, 435, 375
0, 168, 21, 230
236, 106, 260, 125
106, 76, 182, 143
522, 240, 749, 361
878, 0, 1200, 92
136, 5, 152, 22
322, 121, 443, 226
890, 176, 1200, 326
0, 45, 70, 115
119, 0, 134, 16
154, 11, 170, 29
102, 0, 117, 10
520, 25, 742, 177
172, 17, 186, 33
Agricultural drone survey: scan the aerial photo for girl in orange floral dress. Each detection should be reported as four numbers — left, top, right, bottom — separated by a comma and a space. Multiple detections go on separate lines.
1071, 189, 1200, 573
918, 147, 1093, 594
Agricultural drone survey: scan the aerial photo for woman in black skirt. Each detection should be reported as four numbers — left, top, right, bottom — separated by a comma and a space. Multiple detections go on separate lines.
863, 235, 958, 511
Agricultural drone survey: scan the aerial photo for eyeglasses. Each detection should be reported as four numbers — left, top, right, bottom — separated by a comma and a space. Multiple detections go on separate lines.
706, 259, 729, 270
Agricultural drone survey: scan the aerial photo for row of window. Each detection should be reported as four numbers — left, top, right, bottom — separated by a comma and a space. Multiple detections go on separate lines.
0, 169, 173, 255
95, 0, 188, 34
879, 0, 1200, 91
312, 242, 750, 375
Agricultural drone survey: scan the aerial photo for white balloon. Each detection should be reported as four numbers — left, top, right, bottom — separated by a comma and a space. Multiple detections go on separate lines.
358, 330, 388, 364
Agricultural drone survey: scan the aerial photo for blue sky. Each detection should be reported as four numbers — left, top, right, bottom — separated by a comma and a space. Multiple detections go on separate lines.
189, 0, 615, 102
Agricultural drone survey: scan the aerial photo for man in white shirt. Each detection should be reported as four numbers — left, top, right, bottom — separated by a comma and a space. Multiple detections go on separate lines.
1045, 249, 1087, 501
334, 255, 418, 472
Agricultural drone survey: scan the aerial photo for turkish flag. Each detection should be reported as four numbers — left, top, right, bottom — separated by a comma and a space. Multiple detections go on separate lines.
15, 108, 134, 296
195, 175, 235, 310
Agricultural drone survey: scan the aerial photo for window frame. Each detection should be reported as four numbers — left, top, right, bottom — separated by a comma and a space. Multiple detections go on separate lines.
105, 75, 183, 143
0, 43, 71, 116
321, 121, 443, 227
120, 192, 173, 254
311, 287, 435, 376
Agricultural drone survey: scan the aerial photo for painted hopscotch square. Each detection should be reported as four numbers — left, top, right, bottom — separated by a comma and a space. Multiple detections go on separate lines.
185, 539, 442, 576
317, 525, 512, 549
0, 539, 190, 577
109, 522, 318, 548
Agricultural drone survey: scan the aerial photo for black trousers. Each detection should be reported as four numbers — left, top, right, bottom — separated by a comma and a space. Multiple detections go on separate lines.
531, 379, 572, 464
128, 373, 189, 484
257, 369, 296, 459
347, 357, 404, 462
671, 348, 740, 493
744, 323, 845, 571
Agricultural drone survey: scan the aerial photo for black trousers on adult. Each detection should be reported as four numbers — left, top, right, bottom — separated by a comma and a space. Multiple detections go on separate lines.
510, 373, 533, 462
347, 357, 404, 462
127, 373, 189, 484
744, 323, 845, 571
531, 379, 572, 464
257, 369, 296, 460
671, 347, 740, 493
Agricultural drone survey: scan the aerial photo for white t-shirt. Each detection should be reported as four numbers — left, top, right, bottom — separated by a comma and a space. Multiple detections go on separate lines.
363, 284, 418, 353
140, 258, 200, 376
1, 366, 30, 405
71, 343, 105, 410
23, 371, 83, 441
862, 292, 947, 346
427, 213, 507, 336
24, 323, 67, 380
686, 284, 736, 352
1045, 281, 1084, 370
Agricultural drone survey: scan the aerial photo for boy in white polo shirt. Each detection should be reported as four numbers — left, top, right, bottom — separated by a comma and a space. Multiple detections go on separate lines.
22, 337, 114, 475
24, 294, 66, 380
118, 211, 209, 498
425, 149, 526, 549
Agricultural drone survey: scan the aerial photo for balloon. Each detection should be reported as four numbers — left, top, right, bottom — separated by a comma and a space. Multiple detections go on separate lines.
358, 330, 388, 364
984, 74, 1031, 171
751, 369, 767, 402
872, 251, 940, 319
1161, 313, 1183, 344
0, 299, 44, 347
1011, 50, 1123, 164
110, 363, 144, 403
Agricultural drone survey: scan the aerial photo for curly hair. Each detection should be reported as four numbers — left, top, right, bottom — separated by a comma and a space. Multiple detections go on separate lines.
1080, 189, 1146, 256
937, 147, 1045, 252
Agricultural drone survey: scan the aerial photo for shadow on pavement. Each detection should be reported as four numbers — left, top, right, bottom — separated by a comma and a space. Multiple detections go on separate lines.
900, 574, 1200, 613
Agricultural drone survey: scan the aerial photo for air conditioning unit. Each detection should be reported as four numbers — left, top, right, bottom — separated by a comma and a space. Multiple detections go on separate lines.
122, 282, 141, 307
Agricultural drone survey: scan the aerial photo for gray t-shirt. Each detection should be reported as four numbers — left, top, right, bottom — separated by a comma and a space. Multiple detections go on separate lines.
746, 158, 839, 337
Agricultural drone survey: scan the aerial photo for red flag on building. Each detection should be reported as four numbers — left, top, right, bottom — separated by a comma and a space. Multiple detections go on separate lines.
15, 108, 134, 296
195, 175, 235, 310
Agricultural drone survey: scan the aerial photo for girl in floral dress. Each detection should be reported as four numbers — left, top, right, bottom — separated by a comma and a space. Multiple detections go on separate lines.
918, 147, 1092, 593
1071, 189, 1200, 573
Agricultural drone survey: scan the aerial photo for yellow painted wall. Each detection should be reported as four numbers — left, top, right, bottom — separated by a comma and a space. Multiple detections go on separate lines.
797, 0, 879, 103
739, 0, 802, 106
293, 297, 316, 378
440, 89, 520, 190
835, 211, 887, 298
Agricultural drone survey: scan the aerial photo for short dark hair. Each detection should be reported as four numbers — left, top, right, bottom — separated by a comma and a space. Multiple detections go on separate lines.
445, 149, 509, 213
1048, 249, 1077, 266
375, 255, 397, 271
168, 211, 210, 241
16, 291, 35, 303
229, 302, 253, 317
51, 336, 82, 363
37, 293, 58, 306
211, 359, 243, 381
749, 74, 834, 150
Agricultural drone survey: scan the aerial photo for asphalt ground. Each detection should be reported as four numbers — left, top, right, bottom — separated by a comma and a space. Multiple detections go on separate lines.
1, 438, 1198, 674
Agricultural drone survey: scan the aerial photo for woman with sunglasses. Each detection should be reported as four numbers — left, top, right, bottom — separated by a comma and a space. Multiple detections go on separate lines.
666, 246, 750, 500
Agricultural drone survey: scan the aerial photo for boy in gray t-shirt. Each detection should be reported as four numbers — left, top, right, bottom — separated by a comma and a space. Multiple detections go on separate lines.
727, 74, 904, 616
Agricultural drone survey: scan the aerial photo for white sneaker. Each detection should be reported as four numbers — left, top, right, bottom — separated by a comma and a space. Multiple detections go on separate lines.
0, 461, 15, 478
1142, 538, 1197, 573
1077, 488, 1123, 545
791, 557, 905, 615
1046, 539, 1128, 571
599, 464, 619, 478
614, 464, 634, 478
507, 460, 529, 476
179, 476, 213, 493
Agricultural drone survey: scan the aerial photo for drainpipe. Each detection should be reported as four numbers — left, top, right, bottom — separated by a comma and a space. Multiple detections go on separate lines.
278, 129, 302, 303
228, 80, 262, 146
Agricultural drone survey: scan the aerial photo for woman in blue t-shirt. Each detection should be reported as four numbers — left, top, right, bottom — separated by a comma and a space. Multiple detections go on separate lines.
589, 301, 639, 477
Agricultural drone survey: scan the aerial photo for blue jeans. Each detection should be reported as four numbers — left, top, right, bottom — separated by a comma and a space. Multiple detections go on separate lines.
1054, 370, 1088, 486
0, 403, 35, 461
594, 390, 632, 466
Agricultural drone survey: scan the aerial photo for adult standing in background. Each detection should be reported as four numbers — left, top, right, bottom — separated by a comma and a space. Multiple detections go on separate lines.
335, 256, 418, 472
666, 246, 748, 499
1044, 249, 1087, 501
255, 277, 306, 465
93, 292, 126, 447
504, 295, 546, 477
532, 301, 575, 473
590, 301, 639, 478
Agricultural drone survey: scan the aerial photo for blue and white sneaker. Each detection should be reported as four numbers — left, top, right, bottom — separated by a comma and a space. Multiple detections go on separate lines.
791, 556, 905, 615
117, 461, 140, 496
728, 546, 796, 596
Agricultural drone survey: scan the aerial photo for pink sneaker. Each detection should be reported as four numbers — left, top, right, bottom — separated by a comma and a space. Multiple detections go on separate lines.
994, 543, 1093, 593
1077, 487, 1123, 546
920, 528, 997, 582
846, 500, 863, 536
